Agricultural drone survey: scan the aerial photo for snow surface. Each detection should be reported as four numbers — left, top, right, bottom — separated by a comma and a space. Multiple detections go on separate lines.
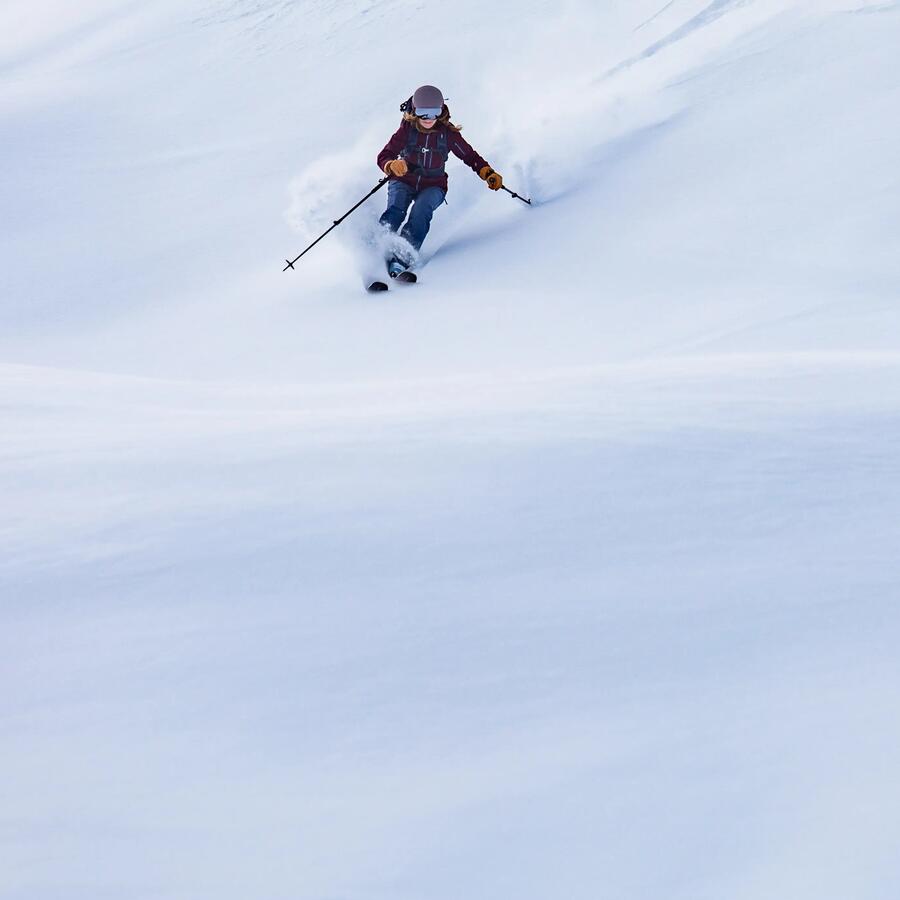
2, 1, 900, 897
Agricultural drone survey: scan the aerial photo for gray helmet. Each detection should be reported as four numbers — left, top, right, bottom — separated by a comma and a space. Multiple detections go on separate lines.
412, 84, 444, 113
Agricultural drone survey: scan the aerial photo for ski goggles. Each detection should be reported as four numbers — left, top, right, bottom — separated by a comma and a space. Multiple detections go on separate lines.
414, 107, 442, 120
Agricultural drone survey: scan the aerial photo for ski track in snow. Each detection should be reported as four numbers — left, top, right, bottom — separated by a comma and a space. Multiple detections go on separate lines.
609, 0, 752, 77
635, 0, 681, 31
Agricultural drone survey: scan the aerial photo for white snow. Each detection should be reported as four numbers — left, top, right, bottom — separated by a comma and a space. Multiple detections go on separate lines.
2, 1, 899, 898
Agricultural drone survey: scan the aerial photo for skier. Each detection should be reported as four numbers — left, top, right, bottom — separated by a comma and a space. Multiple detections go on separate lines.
377, 84, 503, 279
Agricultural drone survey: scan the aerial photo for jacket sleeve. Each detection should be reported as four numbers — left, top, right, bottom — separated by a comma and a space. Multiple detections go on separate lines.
377, 122, 408, 173
448, 131, 490, 175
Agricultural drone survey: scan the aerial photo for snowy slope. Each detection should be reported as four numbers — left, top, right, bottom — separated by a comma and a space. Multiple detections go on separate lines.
2, 2, 900, 899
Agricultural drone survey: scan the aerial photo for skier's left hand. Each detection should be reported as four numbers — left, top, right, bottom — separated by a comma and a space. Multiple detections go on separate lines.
479, 166, 503, 191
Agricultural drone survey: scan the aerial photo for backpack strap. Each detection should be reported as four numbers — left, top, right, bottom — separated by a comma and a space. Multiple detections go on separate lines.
405, 122, 419, 156
405, 123, 450, 178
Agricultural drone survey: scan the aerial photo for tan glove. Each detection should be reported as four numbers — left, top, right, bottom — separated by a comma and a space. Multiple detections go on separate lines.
384, 159, 408, 177
479, 165, 503, 191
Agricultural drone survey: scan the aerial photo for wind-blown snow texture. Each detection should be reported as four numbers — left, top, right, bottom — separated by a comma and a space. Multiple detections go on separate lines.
2, 1, 900, 898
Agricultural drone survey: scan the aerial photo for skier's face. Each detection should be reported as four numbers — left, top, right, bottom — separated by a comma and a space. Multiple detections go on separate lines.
418, 117, 437, 129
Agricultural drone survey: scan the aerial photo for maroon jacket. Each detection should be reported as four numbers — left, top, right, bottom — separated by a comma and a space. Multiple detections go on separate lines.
377, 119, 489, 193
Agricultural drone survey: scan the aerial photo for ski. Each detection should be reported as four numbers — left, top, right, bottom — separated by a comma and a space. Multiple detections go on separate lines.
394, 270, 417, 284
367, 280, 389, 292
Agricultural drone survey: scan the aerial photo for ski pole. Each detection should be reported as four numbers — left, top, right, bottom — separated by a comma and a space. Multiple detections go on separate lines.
283, 177, 389, 271
502, 185, 532, 205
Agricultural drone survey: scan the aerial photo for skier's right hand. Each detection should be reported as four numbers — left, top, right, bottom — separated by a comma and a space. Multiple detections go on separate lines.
384, 159, 408, 177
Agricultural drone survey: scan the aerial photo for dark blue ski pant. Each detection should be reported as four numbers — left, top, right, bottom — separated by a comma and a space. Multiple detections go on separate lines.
379, 181, 445, 251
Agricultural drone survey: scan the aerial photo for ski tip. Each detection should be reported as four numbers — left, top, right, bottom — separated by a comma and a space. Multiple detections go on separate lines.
367, 281, 389, 293
395, 271, 417, 284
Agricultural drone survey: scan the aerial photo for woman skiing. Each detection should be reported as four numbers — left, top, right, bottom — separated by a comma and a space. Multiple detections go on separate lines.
377, 84, 503, 278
